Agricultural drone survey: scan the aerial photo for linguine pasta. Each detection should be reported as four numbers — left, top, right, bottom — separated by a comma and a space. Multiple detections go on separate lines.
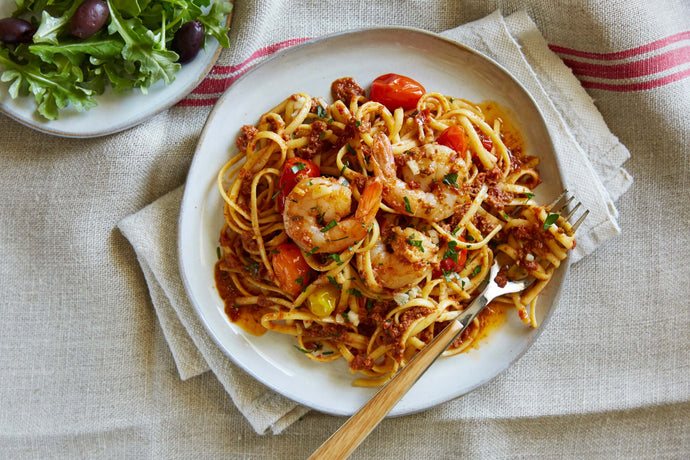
214, 76, 576, 386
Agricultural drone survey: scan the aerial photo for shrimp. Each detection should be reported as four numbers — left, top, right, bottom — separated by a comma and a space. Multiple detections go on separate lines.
358, 217, 440, 290
371, 133, 470, 222
283, 176, 382, 254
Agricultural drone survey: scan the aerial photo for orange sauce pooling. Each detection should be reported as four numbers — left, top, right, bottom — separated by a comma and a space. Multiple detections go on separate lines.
214, 262, 268, 336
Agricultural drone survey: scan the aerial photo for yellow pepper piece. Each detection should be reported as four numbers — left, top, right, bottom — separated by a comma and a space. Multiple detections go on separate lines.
307, 284, 340, 317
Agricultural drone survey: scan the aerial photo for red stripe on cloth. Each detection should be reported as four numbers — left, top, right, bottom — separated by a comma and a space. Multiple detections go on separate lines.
579, 67, 690, 91
562, 46, 690, 79
177, 37, 312, 106
209, 37, 311, 75
176, 98, 218, 107
549, 30, 690, 60
190, 72, 243, 94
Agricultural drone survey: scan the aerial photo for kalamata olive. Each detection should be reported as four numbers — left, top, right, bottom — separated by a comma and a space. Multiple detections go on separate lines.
172, 20, 205, 63
71, 0, 109, 39
0, 18, 36, 44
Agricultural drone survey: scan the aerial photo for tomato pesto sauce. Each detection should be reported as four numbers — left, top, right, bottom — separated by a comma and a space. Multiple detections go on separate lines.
214, 263, 268, 336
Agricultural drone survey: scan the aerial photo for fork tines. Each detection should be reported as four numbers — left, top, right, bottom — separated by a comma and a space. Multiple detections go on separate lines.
548, 190, 590, 232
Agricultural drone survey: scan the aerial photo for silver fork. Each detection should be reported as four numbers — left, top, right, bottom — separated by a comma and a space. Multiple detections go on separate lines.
308, 192, 588, 460
548, 189, 590, 235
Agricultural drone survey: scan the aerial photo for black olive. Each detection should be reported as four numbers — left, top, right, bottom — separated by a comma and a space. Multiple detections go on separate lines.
71, 0, 109, 39
0, 18, 36, 44
172, 20, 205, 63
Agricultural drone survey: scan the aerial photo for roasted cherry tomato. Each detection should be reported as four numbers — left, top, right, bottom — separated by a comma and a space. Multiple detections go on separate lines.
277, 157, 320, 212
369, 73, 425, 111
271, 243, 312, 297
438, 237, 468, 275
437, 125, 467, 153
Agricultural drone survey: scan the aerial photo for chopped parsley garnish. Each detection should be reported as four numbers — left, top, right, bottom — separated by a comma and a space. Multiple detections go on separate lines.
295, 276, 304, 286
316, 105, 327, 118
451, 226, 461, 236
346, 144, 356, 155
355, 120, 361, 127
406, 234, 425, 252
290, 162, 306, 174
543, 213, 560, 230
340, 161, 349, 176
305, 247, 319, 256
321, 220, 338, 232
403, 196, 412, 214
321, 351, 334, 355
501, 211, 510, 221
346, 288, 363, 298
365, 299, 374, 310
443, 241, 459, 263
443, 270, 459, 283
525, 192, 535, 201
442, 172, 458, 186
328, 253, 344, 265
270, 183, 285, 200
465, 234, 475, 242
327, 276, 341, 289
470, 265, 482, 278
216, 247, 221, 260
328, 235, 349, 242
245, 263, 259, 277
293, 345, 313, 354
319, 132, 326, 138
310, 205, 325, 223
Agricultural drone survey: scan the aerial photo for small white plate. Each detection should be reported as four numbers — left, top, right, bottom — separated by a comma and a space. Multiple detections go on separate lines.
179, 27, 569, 416
0, 1, 230, 138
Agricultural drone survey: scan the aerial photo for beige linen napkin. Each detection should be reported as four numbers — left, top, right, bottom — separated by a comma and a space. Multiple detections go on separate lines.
118, 10, 631, 434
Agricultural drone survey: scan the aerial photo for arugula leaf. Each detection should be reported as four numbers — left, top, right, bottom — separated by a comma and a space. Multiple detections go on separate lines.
0, 47, 96, 120
1, 0, 233, 120
107, 1, 180, 87
196, 1, 233, 48
33, 8, 77, 46
29, 38, 124, 65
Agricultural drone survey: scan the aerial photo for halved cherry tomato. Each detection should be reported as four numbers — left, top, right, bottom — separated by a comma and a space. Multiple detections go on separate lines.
271, 243, 312, 297
369, 73, 425, 111
437, 125, 467, 153
438, 236, 468, 275
277, 157, 320, 212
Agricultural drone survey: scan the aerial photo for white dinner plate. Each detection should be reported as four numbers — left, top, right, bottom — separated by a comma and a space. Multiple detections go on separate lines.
179, 27, 569, 416
0, 1, 231, 138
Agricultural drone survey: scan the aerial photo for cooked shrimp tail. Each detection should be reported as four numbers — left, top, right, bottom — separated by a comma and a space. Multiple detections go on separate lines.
283, 176, 382, 254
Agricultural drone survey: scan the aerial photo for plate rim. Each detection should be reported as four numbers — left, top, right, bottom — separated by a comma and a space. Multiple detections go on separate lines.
178, 25, 570, 416
0, 0, 233, 138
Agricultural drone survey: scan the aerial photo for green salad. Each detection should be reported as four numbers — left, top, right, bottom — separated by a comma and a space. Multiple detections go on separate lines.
0, 0, 233, 120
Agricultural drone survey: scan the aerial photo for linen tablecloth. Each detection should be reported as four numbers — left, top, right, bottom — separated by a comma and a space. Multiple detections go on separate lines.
1, 1, 688, 458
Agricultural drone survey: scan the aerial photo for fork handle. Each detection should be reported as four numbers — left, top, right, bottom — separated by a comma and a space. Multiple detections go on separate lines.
308, 318, 463, 460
